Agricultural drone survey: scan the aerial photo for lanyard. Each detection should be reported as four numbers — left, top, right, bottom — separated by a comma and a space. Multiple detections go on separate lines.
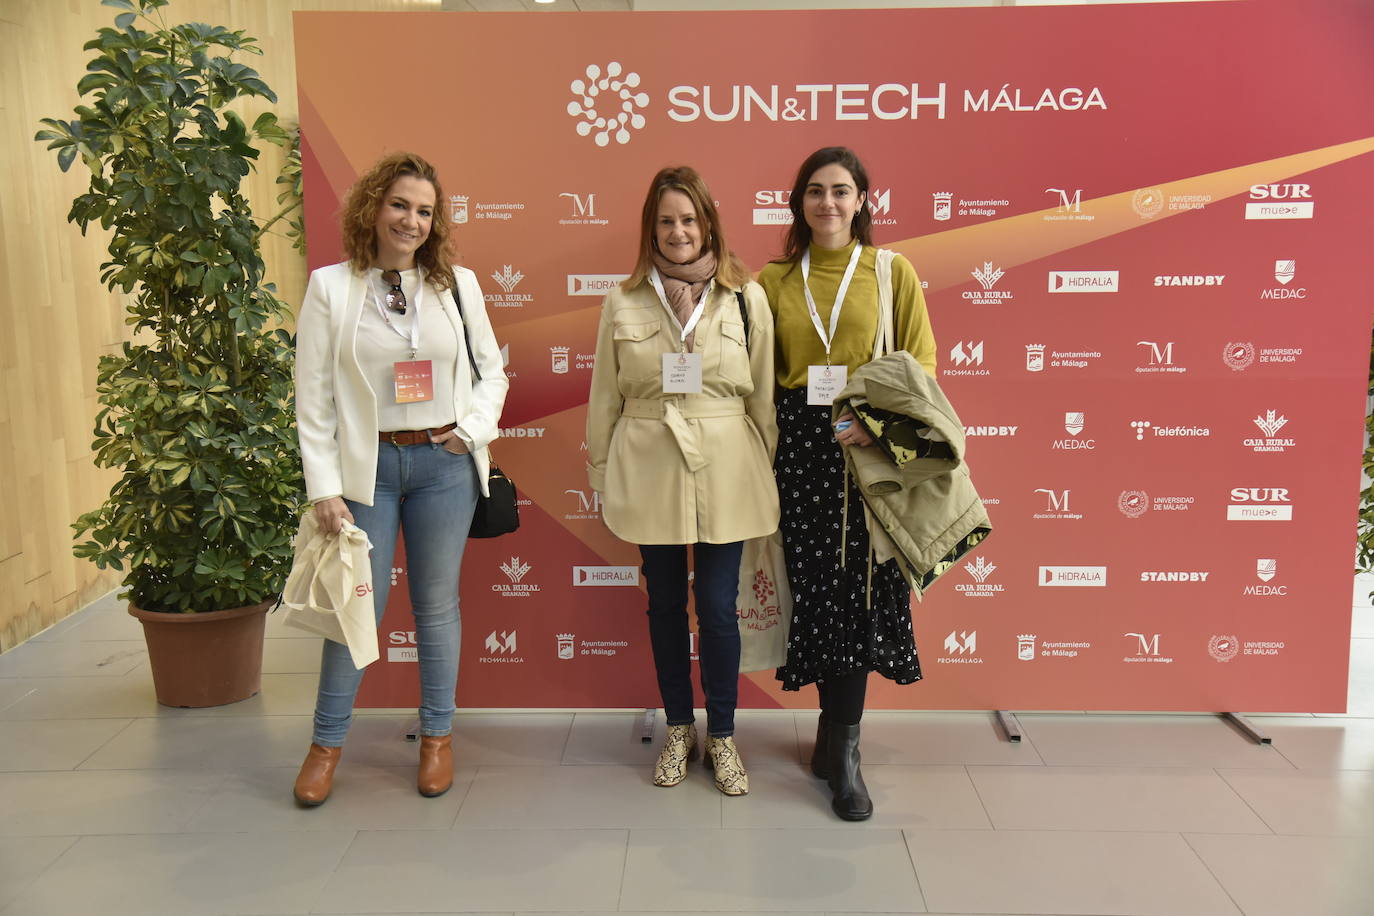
649, 268, 712, 352
370, 271, 424, 359
801, 243, 862, 364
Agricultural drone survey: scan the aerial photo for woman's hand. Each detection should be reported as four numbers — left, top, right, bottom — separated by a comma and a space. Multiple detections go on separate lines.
430, 428, 470, 455
834, 410, 874, 448
313, 496, 354, 534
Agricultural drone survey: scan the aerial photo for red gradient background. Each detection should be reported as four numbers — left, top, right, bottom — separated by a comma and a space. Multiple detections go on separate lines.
294, 0, 1374, 711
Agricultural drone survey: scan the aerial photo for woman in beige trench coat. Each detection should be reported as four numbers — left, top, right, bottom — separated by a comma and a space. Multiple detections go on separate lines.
586, 166, 779, 796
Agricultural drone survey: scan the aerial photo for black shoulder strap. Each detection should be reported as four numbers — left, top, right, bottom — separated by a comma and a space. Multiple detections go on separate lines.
735, 289, 750, 351
450, 277, 481, 383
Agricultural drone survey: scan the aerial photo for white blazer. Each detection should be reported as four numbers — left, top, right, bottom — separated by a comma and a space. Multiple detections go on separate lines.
295, 262, 509, 505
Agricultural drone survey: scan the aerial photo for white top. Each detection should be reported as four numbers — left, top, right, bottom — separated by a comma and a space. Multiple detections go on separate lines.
295, 262, 509, 505
357, 268, 460, 432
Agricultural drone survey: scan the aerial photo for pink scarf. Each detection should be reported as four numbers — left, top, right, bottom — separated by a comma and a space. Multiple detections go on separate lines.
651, 249, 717, 351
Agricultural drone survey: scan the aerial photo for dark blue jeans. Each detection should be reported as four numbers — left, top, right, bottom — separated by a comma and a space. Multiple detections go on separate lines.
639, 541, 744, 738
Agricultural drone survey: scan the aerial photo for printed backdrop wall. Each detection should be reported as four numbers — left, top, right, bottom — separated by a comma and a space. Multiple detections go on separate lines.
294, 0, 1374, 712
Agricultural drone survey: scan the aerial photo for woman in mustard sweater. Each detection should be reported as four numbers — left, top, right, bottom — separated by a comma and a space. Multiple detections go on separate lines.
758, 146, 937, 821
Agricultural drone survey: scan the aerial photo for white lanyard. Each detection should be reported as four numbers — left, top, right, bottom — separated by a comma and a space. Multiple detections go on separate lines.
649, 268, 712, 351
801, 243, 863, 364
370, 272, 424, 359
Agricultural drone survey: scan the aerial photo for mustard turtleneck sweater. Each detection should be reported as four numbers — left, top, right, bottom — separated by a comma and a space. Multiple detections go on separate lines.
757, 239, 937, 390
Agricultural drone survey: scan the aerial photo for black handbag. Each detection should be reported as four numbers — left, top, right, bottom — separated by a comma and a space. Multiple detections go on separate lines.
469, 463, 518, 539
453, 281, 519, 538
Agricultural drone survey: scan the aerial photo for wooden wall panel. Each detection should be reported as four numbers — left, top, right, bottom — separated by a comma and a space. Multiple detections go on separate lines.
0, 0, 438, 652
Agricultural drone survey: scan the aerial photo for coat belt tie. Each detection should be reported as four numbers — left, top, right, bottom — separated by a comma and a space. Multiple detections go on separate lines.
620, 397, 746, 472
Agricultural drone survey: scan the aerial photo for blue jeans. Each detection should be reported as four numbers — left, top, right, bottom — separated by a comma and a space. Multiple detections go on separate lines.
311, 441, 479, 746
639, 541, 743, 738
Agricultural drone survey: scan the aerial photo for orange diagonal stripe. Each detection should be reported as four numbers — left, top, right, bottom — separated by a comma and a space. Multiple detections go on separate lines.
891, 136, 1374, 293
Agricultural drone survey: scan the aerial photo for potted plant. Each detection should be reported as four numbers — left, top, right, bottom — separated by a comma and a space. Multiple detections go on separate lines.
35, 0, 303, 706
1358, 333, 1374, 598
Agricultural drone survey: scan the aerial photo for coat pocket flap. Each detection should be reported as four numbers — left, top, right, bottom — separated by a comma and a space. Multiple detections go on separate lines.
613, 320, 661, 342
719, 321, 747, 346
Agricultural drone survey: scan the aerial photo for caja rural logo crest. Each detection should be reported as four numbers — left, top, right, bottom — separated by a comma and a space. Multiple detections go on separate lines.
567, 62, 649, 147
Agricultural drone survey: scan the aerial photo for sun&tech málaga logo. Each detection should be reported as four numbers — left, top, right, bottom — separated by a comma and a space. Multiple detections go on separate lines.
567, 63, 649, 147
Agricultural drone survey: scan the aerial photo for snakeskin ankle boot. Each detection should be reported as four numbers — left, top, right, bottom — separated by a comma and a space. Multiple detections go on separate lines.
652, 723, 698, 787
705, 735, 749, 796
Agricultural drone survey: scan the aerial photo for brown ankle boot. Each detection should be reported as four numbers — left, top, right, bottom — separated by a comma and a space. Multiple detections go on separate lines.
417, 734, 454, 797
293, 743, 341, 807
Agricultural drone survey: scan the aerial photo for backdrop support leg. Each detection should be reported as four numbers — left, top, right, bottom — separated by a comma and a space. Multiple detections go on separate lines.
640, 708, 657, 743
1222, 712, 1272, 744
995, 710, 1023, 743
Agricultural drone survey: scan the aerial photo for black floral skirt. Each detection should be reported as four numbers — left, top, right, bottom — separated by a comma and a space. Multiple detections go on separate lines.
773, 386, 921, 691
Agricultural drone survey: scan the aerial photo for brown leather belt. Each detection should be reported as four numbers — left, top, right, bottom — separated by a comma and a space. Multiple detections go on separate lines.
379, 422, 459, 447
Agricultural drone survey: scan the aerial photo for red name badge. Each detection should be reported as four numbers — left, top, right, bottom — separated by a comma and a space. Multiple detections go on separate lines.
394, 360, 434, 403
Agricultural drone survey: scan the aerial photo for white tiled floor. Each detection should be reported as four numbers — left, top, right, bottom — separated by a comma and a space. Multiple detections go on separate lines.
0, 589, 1371, 915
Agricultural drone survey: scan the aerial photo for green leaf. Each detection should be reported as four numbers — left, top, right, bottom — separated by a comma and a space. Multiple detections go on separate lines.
36, 117, 73, 136
46, 0, 305, 612
76, 73, 112, 95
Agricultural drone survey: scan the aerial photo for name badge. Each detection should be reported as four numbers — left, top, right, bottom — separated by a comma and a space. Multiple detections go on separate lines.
662, 352, 703, 393
394, 359, 434, 403
807, 364, 847, 406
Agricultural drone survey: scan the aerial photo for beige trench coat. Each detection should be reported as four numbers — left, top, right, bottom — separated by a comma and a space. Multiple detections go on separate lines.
586, 279, 780, 545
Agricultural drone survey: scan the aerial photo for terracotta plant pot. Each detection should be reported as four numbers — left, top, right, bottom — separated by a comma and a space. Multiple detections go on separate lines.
129, 599, 272, 708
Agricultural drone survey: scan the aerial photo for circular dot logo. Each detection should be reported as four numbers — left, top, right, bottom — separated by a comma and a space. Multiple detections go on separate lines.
1118, 489, 1150, 518
567, 62, 649, 148
1208, 634, 1239, 662
1222, 341, 1256, 372
1132, 187, 1164, 219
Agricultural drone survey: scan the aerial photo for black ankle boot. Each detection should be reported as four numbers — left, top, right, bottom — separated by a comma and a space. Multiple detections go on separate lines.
826, 723, 873, 821
810, 716, 829, 779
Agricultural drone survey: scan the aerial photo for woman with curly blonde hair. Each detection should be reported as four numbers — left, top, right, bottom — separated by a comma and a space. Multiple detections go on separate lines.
292, 152, 507, 806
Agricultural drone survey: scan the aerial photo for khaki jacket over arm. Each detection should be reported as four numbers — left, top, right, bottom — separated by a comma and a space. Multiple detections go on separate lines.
585, 280, 780, 545
834, 351, 992, 597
